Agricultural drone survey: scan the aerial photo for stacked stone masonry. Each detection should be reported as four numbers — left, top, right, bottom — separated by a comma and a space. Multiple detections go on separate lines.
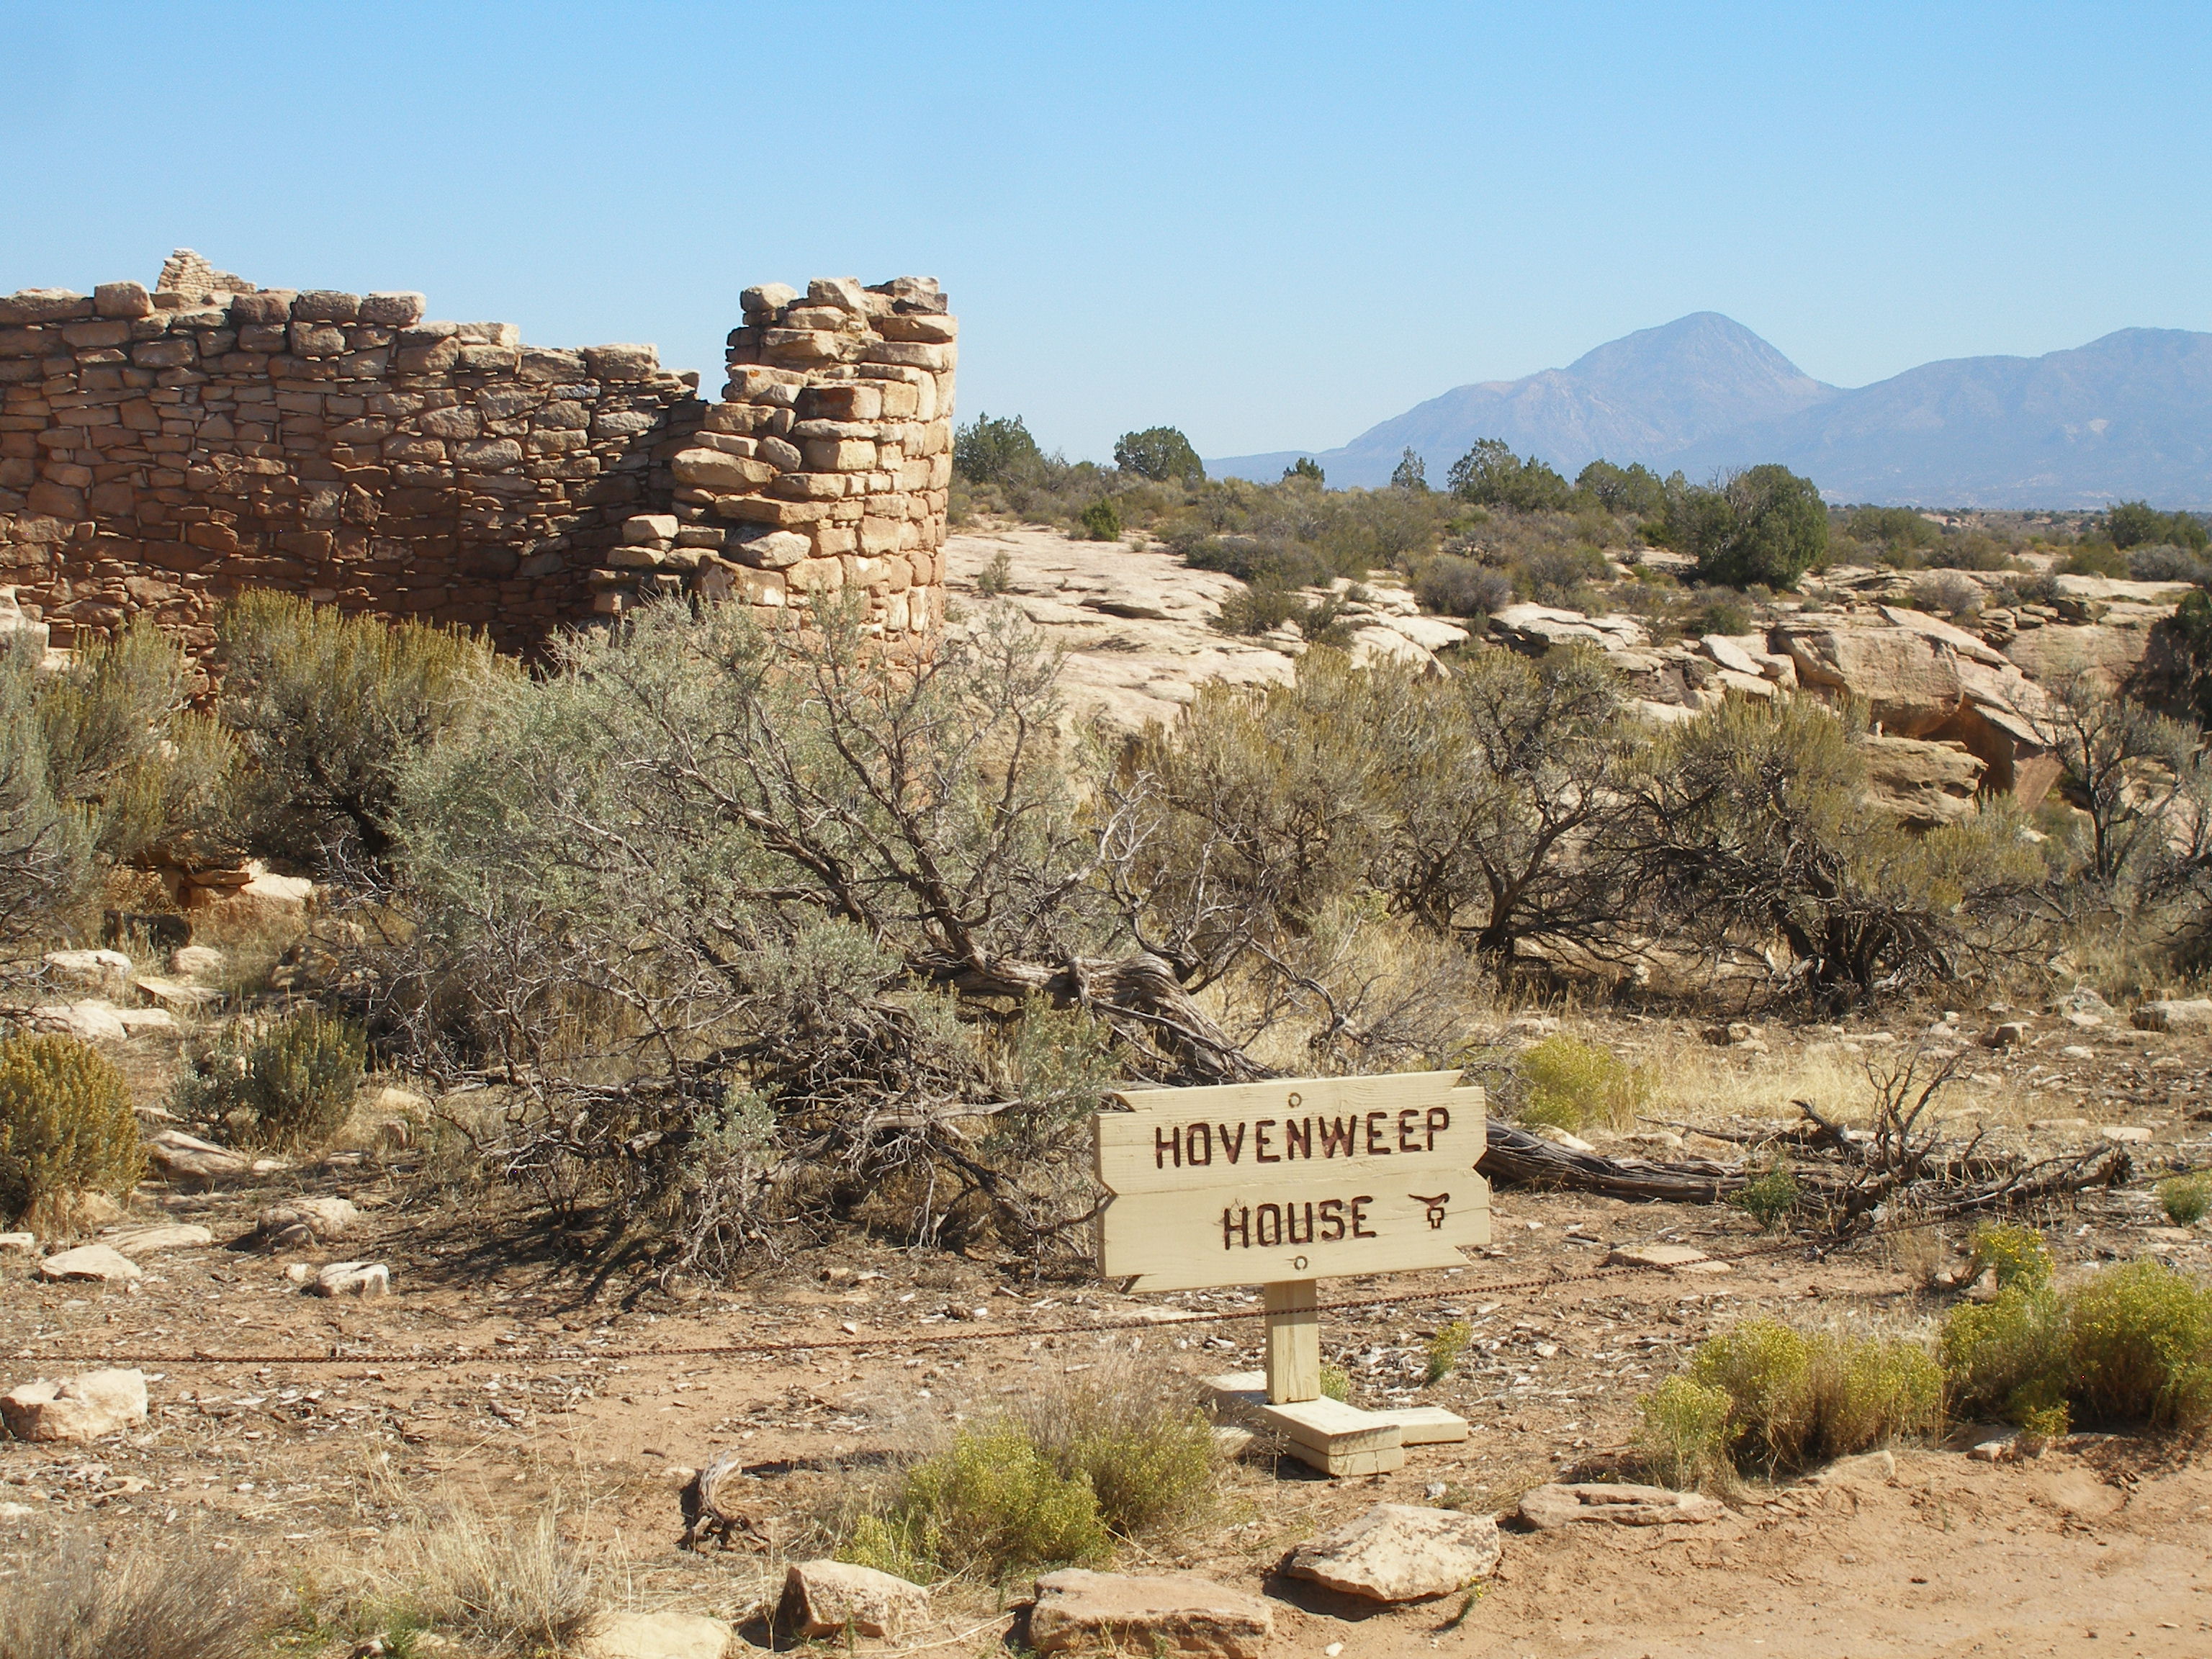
0, 252, 952, 655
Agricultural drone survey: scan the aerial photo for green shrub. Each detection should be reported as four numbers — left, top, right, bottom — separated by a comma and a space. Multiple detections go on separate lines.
1011, 1364, 1218, 1540
1637, 1375, 1734, 1491
1661, 464, 1827, 590
1968, 1221, 2053, 1290
1447, 440, 1571, 512
2061, 541, 2127, 578
1730, 1164, 1800, 1232
2067, 1262, 2212, 1428
1320, 1361, 1351, 1402
2159, 1174, 2211, 1226
1078, 498, 1123, 541
0, 640, 92, 946
953, 413, 1043, 485
1942, 1261, 2212, 1432
1425, 1318, 1473, 1385
1113, 427, 1205, 484
1414, 554, 1513, 619
1517, 1034, 1653, 1134
215, 592, 507, 871
0, 1035, 146, 1229
1679, 1318, 1941, 1475
845, 1421, 1111, 1583
174, 1010, 366, 1152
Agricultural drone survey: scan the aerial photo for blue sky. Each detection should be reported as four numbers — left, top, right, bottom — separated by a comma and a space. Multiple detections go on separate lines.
3, 1, 2205, 462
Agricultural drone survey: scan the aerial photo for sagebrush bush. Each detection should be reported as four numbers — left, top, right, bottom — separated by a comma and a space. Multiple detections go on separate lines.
173, 1010, 365, 1151
2158, 1174, 2211, 1226
1942, 1261, 2212, 1434
842, 1363, 1217, 1582
0, 1035, 145, 1228
1679, 1318, 1941, 1475
1415, 554, 1513, 619
366, 1503, 595, 1657
216, 590, 508, 871
1517, 1034, 1653, 1133
844, 1421, 1112, 1583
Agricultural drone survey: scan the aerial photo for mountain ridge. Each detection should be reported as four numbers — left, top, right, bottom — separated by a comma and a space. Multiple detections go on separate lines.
1210, 316, 2212, 508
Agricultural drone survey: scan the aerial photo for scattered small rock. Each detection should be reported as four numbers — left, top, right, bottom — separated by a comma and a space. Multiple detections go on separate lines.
1030, 1568, 1274, 1658
169, 945, 226, 979
1607, 1243, 1716, 1271
145, 1130, 256, 1184
309, 1262, 390, 1298
568, 1609, 734, 1659
251, 1197, 359, 1249
2132, 998, 2212, 1033
1990, 1021, 2031, 1047
1286, 1503, 1502, 1603
2100, 1125, 2152, 1143
1529, 1124, 1595, 1153
99, 1223, 213, 1258
781, 1560, 930, 1640
0, 1368, 148, 1442
1518, 1483, 1727, 1529
37, 1244, 140, 1283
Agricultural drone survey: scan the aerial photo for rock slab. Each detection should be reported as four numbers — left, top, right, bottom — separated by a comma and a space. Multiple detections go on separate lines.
1285, 1503, 1502, 1603
1030, 1569, 1274, 1659
570, 1609, 733, 1659
781, 1560, 930, 1639
101, 1223, 213, 1257
2134, 999, 2212, 1033
1517, 1483, 1727, 1529
310, 1261, 390, 1298
37, 1244, 141, 1282
1, 1368, 148, 1441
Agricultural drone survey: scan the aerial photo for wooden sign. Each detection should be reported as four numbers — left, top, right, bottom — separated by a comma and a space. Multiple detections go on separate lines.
1094, 1071, 1489, 1292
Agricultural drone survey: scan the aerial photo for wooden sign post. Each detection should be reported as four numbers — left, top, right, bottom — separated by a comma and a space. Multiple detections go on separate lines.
1094, 1070, 1489, 1474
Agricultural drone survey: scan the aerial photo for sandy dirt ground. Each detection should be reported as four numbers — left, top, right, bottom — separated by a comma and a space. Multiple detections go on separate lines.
1, 1013, 2208, 1657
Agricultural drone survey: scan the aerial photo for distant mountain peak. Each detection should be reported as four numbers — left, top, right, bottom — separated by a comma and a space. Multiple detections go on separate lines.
1210, 315, 2211, 507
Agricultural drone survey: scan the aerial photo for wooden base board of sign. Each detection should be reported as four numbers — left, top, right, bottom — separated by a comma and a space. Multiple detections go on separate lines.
1263, 1280, 1321, 1403
1204, 1371, 1467, 1473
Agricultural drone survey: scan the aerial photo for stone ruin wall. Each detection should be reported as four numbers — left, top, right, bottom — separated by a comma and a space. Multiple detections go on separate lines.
0, 251, 953, 657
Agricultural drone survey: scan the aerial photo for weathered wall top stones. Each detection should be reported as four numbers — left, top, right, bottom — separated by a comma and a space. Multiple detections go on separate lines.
0, 251, 953, 655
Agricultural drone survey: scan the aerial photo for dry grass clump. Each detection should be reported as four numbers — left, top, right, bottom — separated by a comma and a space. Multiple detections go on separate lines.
838, 1359, 1220, 1584
0, 1530, 267, 1659
327, 1501, 598, 1656
1637, 1318, 1942, 1487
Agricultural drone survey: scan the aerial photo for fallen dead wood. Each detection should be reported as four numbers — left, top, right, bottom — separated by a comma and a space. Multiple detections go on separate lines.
1479, 1120, 1749, 1202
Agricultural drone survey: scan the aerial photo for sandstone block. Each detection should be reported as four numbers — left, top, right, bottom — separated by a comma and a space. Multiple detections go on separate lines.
803, 383, 883, 421
1, 1369, 147, 1442
38, 1244, 141, 1283
253, 1197, 359, 1249
2133, 999, 2212, 1033
864, 340, 955, 372
228, 292, 295, 325
731, 530, 811, 570
761, 328, 862, 365
1030, 1570, 1272, 1659
1286, 1504, 1501, 1603
290, 290, 361, 322
625, 513, 680, 545
571, 1610, 734, 1659
456, 439, 526, 470
457, 343, 520, 373
1517, 1483, 1727, 1529
740, 283, 799, 317
673, 449, 773, 490
289, 323, 346, 357
717, 495, 830, 527
93, 282, 153, 320
873, 312, 959, 344
781, 1560, 928, 1639
456, 321, 521, 346
310, 1261, 389, 1298
100, 1224, 213, 1258
803, 438, 876, 472
358, 292, 427, 326
145, 1130, 253, 1185
130, 338, 196, 369
584, 343, 660, 381
805, 276, 871, 313
41, 948, 133, 997
786, 557, 845, 593
0, 289, 91, 324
